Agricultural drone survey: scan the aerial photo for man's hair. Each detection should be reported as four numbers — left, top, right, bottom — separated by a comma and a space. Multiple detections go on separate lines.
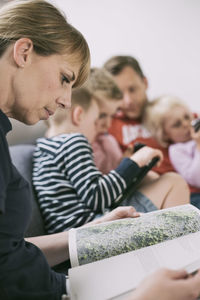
143, 95, 190, 147
104, 55, 145, 79
46, 87, 93, 127
0, 0, 90, 87
84, 67, 123, 101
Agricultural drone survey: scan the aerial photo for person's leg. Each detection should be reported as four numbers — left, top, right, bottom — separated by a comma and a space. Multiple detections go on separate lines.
122, 191, 158, 213
137, 172, 190, 209
137, 170, 160, 186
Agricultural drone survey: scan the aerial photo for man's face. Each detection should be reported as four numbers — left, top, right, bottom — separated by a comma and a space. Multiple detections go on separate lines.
113, 66, 148, 120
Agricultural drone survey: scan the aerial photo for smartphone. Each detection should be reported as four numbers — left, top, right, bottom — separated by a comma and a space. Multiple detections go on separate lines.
191, 118, 200, 132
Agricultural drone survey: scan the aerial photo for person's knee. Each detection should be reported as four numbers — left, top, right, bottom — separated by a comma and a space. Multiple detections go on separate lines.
162, 172, 188, 188
162, 172, 190, 198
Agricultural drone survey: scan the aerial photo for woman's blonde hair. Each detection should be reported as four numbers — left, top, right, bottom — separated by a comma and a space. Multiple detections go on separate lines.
143, 95, 190, 147
0, 0, 90, 87
84, 67, 123, 101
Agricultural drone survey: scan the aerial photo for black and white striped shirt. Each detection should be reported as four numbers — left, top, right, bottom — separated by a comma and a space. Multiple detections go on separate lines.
32, 133, 140, 233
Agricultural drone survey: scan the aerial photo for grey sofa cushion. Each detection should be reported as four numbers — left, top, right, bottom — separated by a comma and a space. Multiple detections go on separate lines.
9, 144, 46, 237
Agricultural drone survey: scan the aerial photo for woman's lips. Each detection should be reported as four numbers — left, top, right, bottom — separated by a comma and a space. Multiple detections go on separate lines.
44, 108, 54, 120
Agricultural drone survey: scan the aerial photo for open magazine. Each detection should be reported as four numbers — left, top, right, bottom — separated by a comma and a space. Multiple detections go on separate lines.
68, 204, 200, 300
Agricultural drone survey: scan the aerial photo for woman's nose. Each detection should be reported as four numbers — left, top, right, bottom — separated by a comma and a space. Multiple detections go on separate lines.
56, 89, 72, 109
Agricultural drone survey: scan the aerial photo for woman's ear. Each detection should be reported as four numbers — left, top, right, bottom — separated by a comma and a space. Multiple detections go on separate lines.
71, 105, 84, 126
13, 38, 33, 68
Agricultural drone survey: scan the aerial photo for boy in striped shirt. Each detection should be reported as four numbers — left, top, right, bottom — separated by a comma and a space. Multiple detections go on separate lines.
32, 74, 189, 234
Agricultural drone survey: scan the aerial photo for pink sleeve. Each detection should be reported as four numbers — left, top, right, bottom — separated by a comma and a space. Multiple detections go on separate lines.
169, 141, 200, 187
92, 134, 123, 174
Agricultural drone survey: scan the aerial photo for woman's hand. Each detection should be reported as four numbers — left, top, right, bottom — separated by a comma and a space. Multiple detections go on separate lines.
130, 146, 163, 168
128, 268, 200, 300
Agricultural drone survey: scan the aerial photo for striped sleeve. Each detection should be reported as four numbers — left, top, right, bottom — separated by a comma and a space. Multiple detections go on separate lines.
33, 134, 140, 233
56, 135, 127, 211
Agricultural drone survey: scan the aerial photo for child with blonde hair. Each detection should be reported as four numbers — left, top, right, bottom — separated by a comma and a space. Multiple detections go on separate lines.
85, 67, 124, 173
144, 95, 200, 207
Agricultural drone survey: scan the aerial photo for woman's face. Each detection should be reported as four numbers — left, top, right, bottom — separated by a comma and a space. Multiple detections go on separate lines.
11, 52, 79, 125
163, 105, 193, 143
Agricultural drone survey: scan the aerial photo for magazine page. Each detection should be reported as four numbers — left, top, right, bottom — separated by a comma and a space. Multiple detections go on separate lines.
69, 231, 200, 300
69, 204, 200, 267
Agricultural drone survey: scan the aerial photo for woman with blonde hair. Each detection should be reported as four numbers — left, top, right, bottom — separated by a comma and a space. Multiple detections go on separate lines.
0, 0, 92, 298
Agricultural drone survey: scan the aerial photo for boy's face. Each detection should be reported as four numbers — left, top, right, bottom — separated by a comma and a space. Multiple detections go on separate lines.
95, 99, 122, 136
113, 66, 148, 120
163, 106, 193, 143
81, 99, 99, 143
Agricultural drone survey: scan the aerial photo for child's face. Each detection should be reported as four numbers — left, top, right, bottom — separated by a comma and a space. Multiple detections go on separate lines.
163, 105, 193, 143
81, 99, 99, 143
95, 99, 122, 136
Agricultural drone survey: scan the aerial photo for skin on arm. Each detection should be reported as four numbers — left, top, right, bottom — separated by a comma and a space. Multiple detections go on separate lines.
26, 206, 140, 267
128, 268, 200, 300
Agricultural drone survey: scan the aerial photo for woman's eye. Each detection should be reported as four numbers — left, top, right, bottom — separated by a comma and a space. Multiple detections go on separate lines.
61, 75, 70, 84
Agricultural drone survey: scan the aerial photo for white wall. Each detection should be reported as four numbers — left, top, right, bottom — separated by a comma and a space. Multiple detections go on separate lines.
52, 0, 200, 111
7, 0, 200, 144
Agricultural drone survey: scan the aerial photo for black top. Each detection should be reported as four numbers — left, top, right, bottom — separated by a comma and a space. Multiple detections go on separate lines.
0, 110, 66, 299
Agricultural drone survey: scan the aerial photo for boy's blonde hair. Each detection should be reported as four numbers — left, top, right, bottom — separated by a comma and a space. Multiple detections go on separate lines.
143, 95, 189, 147
0, 0, 90, 87
46, 87, 94, 127
84, 67, 123, 101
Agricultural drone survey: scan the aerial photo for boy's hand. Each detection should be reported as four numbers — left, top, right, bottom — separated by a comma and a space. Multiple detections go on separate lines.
130, 146, 163, 168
